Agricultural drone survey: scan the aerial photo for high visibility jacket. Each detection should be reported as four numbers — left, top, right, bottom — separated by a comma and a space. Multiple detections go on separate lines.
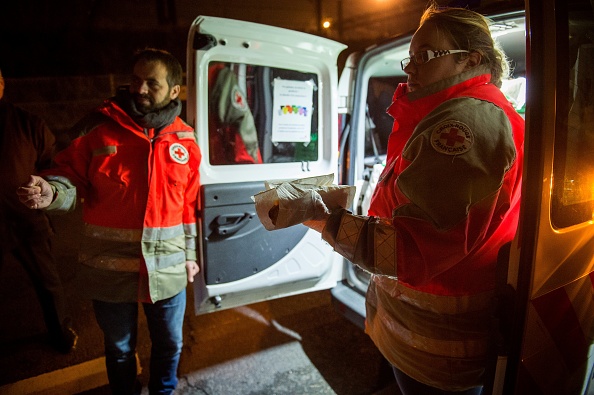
44, 98, 201, 303
322, 65, 524, 391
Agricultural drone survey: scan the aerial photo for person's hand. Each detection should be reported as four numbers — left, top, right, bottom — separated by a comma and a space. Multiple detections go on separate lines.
185, 260, 200, 283
16, 175, 54, 209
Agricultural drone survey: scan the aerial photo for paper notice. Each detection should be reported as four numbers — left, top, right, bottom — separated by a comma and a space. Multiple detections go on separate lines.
253, 174, 356, 230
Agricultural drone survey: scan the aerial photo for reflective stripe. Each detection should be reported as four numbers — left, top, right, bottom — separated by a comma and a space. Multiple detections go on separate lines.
185, 236, 196, 251
144, 250, 186, 272
176, 131, 196, 140
370, 217, 397, 277
333, 214, 398, 278
184, 222, 197, 236
46, 176, 77, 212
85, 223, 142, 242
384, 311, 490, 358
333, 214, 367, 262
92, 145, 116, 156
79, 254, 139, 272
367, 280, 493, 371
142, 225, 186, 272
142, 224, 184, 241
84, 224, 195, 270
81, 223, 195, 284
183, 223, 198, 250
396, 282, 495, 315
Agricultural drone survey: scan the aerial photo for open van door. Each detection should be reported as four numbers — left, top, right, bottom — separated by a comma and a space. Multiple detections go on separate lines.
185, 16, 347, 314
499, 0, 594, 393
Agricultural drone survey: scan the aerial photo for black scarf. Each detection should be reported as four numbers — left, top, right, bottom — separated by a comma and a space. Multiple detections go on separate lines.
115, 86, 182, 131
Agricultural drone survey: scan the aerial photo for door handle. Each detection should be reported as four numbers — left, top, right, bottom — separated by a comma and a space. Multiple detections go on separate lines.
214, 212, 254, 236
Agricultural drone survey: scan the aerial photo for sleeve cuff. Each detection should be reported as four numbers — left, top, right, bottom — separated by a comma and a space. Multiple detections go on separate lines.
321, 209, 347, 248
185, 249, 197, 262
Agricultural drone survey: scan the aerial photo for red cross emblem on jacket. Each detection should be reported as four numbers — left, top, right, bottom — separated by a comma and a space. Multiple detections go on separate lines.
169, 143, 190, 164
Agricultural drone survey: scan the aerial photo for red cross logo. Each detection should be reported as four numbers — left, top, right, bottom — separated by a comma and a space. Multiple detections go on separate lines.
440, 128, 466, 146
234, 91, 244, 107
169, 143, 189, 164
430, 120, 473, 155
231, 87, 248, 111
174, 146, 186, 160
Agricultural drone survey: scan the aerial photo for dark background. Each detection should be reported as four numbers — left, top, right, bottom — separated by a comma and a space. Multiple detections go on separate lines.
0, 0, 417, 78
0, 1, 525, 392
0, 0, 524, 78
0, 0, 524, 135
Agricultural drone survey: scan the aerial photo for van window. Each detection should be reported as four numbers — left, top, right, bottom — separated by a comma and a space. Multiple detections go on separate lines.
551, 2, 594, 228
364, 76, 404, 161
207, 61, 319, 166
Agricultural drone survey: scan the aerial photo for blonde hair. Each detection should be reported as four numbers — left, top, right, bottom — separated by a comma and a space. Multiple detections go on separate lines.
420, 3, 509, 87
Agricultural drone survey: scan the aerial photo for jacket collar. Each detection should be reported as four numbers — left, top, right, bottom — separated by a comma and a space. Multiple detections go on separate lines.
388, 65, 492, 120
113, 86, 182, 131
384, 65, 493, 163
98, 96, 187, 138
406, 64, 492, 102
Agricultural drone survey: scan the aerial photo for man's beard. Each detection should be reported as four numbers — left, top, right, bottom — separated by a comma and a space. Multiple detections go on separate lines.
134, 93, 171, 114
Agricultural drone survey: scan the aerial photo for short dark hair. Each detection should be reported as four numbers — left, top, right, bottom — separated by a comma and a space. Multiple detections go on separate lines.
132, 48, 183, 89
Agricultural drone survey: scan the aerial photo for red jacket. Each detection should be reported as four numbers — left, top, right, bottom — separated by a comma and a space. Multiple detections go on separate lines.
370, 68, 524, 295
322, 65, 524, 390
44, 98, 201, 303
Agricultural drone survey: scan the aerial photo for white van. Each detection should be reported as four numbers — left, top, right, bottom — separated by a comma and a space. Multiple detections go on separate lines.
186, 1, 594, 393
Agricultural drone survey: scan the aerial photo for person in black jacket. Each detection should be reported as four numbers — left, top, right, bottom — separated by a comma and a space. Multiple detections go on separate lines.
0, 68, 77, 353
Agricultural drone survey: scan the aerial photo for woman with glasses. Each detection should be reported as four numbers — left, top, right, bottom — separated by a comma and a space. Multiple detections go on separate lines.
302, 3, 525, 395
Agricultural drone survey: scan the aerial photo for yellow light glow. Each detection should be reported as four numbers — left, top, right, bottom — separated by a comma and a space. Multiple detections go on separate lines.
323, 20, 331, 29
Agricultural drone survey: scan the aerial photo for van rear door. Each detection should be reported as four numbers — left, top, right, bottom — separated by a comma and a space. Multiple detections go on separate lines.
185, 16, 347, 314
500, 1, 594, 393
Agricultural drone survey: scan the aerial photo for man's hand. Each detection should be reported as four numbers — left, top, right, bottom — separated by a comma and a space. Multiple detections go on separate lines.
185, 260, 200, 283
16, 175, 54, 209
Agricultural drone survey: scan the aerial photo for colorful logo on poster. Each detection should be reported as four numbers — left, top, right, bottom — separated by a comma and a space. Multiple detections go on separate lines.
278, 105, 308, 116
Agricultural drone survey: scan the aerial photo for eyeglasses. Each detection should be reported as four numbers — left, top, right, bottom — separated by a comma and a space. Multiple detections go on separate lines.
400, 49, 470, 70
